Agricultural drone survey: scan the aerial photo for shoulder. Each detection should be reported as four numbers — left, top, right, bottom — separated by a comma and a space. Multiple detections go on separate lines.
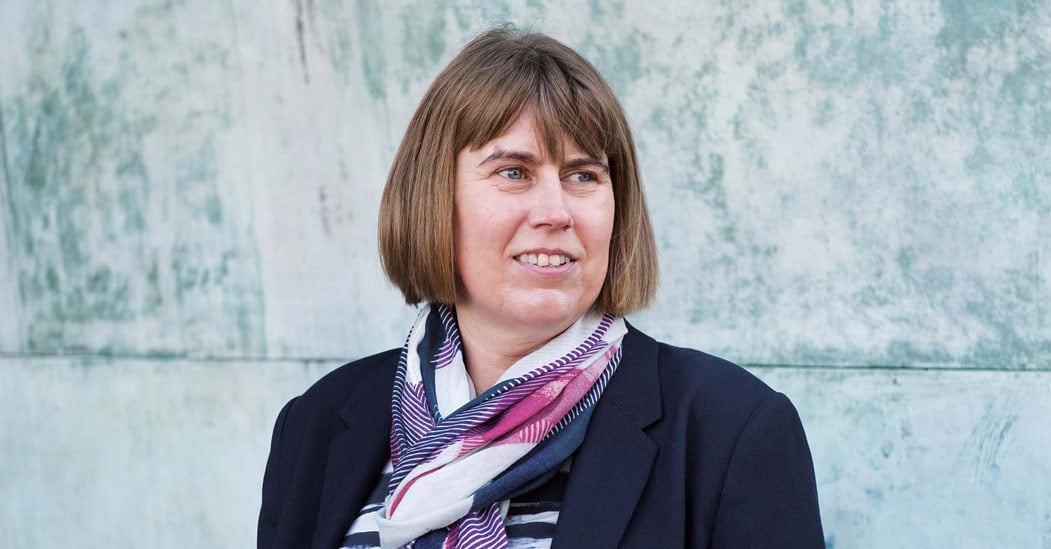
262, 348, 400, 490
617, 327, 823, 545
654, 338, 779, 419
272, 347, 401, 444
620, 325, 780, 424
645, 343, 826, 545
296, 347, 402, 411
620, 325, 805, 457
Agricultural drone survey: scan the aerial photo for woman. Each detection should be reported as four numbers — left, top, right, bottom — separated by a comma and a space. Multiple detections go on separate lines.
259, 28, 823, 548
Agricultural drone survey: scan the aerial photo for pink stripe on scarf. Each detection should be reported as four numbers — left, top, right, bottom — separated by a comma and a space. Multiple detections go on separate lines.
458, 346, 617, 455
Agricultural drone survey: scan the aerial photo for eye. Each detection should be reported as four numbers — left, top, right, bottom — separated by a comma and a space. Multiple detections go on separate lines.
567, 171, 597, 183
498, 167, 526, 180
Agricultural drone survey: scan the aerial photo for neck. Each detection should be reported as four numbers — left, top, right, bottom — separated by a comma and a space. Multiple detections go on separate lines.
454, 307, 573, 394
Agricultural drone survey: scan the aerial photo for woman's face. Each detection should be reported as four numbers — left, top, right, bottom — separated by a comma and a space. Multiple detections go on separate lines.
453, 110, 615, 336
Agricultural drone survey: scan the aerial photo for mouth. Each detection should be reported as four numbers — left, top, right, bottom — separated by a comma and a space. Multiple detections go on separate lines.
514, 252, 575, 267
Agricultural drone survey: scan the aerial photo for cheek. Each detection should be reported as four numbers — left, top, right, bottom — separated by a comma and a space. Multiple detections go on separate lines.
457, 194, 502, 228
585, 200, 616, 257
471, 203, 521, 242
454, 206, 505, 270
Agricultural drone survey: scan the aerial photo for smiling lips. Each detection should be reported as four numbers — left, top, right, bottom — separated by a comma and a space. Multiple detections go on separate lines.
515, 253, 573, 267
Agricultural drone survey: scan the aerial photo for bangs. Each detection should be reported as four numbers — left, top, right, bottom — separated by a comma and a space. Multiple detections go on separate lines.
453, 47, 610, 162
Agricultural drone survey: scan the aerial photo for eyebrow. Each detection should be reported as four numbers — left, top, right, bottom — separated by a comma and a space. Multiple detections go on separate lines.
478, 148, 610, 174
564, 157, 610, 174
478, 149, 541, 167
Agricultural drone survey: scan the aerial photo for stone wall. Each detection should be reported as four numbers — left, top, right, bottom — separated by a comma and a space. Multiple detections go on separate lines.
2, 2, 1048, 547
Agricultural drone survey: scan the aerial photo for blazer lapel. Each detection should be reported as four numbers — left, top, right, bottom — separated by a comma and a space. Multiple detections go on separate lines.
553, 326, 663, 548
311, 361, 398, 549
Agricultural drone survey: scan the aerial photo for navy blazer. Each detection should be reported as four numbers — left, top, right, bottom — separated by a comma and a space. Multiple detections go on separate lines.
258, 325, 824, 548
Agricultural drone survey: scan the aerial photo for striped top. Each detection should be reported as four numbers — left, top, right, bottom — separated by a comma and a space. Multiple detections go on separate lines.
340, 458, 571, 549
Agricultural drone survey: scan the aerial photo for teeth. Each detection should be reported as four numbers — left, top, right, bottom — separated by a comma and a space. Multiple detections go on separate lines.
517, 253, 571, 266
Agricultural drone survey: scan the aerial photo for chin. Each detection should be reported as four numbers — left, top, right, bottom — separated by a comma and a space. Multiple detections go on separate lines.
502, 292, 595, 330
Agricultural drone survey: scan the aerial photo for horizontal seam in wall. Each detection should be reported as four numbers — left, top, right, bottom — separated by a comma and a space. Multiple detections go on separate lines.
742, 363, 1048, 372
0, 351, 343, 365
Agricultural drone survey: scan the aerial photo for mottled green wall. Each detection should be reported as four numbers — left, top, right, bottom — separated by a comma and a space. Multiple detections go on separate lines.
1, 1, 1048, 547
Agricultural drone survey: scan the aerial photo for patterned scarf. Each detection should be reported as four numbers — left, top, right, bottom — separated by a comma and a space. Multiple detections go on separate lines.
375, 303, 626, 549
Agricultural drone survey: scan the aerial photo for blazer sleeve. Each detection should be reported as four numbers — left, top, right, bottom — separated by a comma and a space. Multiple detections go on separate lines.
258, 396, 300, 549
708, 391, 824, 548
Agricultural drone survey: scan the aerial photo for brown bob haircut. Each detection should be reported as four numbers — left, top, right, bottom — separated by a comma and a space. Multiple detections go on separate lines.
378, 26, 658, 316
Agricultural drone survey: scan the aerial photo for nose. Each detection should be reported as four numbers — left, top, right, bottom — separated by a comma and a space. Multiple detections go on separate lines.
528, 171, 572, 229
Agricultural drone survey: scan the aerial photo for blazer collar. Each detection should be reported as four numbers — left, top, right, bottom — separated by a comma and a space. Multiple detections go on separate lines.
553, 323, 663, 548
599, 322, 662, 427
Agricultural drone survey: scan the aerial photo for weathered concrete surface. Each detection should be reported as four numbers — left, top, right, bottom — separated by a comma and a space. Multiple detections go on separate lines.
1, 0, 1047, 367
0, 357, 337, 549
756, 367, 1051, 549
0, 2, 269, 357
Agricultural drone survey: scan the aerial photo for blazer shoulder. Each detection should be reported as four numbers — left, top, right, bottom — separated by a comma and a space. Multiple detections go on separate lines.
297, 347, 402, 411
655, 340, 777, 415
